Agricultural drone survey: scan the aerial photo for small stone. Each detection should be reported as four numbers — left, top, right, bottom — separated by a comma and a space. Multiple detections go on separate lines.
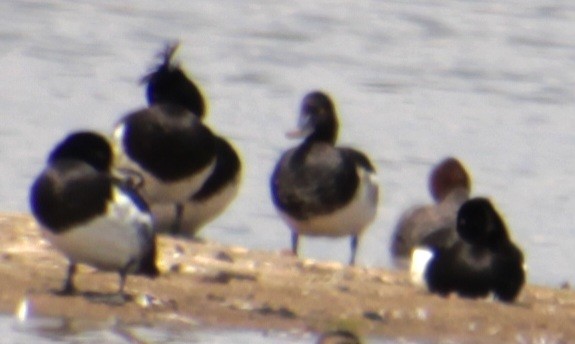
215, 251, 234, 263
227, 299, 255, 311
206, 293, 225, 302
415, 308, 428, 321
169, 263, 182, 273
256, 304, 297, 319
204, 272, 233, 284
135, 294, 152, 307
391, 310, 404, 320
277, 307, 297, 319
337, 285, 351, 293
172, 244, 185, 258
363, 311, 385, 322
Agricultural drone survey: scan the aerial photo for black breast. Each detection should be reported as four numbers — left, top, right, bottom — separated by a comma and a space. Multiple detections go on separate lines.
425, 239, 525, 302
121, 104, 216, 182
30, 161, 112, 233
425, 242, 493, 298
271, 143, 359, 220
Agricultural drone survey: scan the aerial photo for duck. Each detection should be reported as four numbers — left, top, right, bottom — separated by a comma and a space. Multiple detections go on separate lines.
29, 131, 159, 302
413, 197, 525, 302
112, 43, 219, 234
146, 42, 242, 236
390, 157, 471, 268
270, 91, 379, 265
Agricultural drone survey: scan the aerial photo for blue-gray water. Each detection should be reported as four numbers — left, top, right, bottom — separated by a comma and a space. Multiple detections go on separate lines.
2, 0, 575, 342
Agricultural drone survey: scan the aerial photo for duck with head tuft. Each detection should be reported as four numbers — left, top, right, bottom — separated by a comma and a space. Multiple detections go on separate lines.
416, 197, 525, 302
390, 157, 471, 268
133, 41, 242, 237
270, 91, 379, 266
113, 42, 220, 234
30, 131, 159, 304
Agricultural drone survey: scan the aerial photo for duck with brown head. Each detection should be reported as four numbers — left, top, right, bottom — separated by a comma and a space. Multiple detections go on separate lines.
390, 157, 471, 268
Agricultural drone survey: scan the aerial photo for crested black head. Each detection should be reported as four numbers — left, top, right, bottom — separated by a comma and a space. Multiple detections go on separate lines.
456, 197, 509, 247
289, 91, 339, 144
142, 42, 206, 118
48, 131, 112, 172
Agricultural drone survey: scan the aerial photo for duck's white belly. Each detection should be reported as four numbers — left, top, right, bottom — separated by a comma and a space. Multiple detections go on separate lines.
42, 189, 153, 272
182, 178, 241, 232
280, 168, 379, 237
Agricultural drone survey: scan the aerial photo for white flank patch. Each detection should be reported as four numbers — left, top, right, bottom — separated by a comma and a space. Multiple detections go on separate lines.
42, 187, 153, 272
111, 124, 216, 204
279, 167, 379, 237
410, 247, 434, 287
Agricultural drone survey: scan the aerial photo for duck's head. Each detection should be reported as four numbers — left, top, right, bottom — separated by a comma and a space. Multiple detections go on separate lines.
287, 91, 339, 144
456, 197, 509, 246
428, 157, 471, 203
48, 131, 112, 172
142, 42, 206, 119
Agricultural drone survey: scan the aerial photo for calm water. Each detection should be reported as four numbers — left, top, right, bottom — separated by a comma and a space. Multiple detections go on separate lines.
0, 314, 320, 343
2, 0, 575, 342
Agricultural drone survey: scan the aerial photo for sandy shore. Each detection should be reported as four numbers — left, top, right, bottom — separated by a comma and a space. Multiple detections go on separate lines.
0, 213, 573, 343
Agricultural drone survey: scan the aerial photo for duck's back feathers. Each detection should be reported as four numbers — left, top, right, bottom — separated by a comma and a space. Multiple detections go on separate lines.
47, 132, 113, 172
419, 226, 458, 250
30, 161, 112, 233
339, 147, 377, 172
118, 104, 216, 182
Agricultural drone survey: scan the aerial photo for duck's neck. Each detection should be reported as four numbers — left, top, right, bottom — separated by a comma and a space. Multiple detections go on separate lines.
304, 122, 338, 145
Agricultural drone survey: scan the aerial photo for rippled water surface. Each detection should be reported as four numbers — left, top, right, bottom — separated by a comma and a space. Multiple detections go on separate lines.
2, 0, 575, 342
